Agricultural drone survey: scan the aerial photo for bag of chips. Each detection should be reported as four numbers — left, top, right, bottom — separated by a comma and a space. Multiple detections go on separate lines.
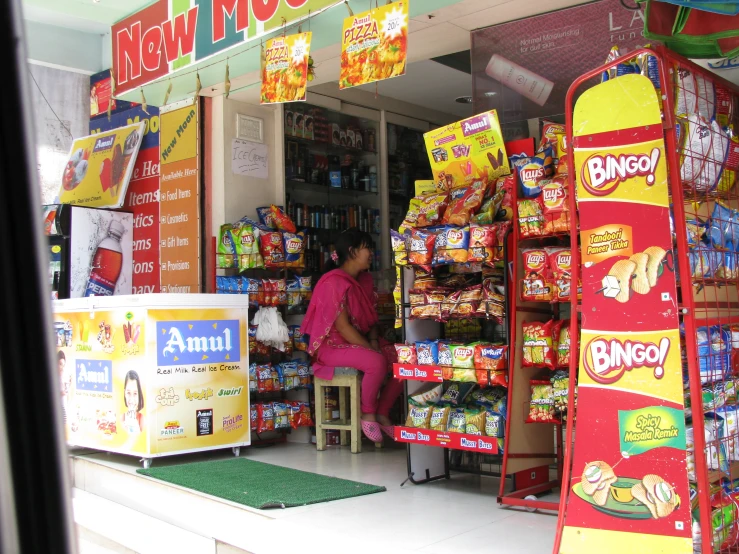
547, 246, 572, 302
391, 230, 409, 266
555, 153, 570, 176
405, 399, 433, 429
557, 320, 571, 368
551, 370, 571, 413
217, 224, 239, 268
539, 120, 565, 154
436, 226, 471, 265
409, 229, 437, 269
522, 248, 555, 302
256, 364, 274, 393
541, 177, 570, 235
270, 205, 296, 233
512, 147, 553, 199
442, 181, 486, 226
409, 383, 443, 406
411, 193, 449, 227
464, 406, 486, 435
249, 362, 258, 391
283, 231, 305, 269
257, 402, 276, 433
451, 344, 475, 369
273, 402, 290, 430
452, 368, 478, 382
288, 401, 314, 429
440, 382, 477, 406
495, 174, 515, 221
679, 114, 728, 193
416, 340, 439, 365
297, 363, 311, 387
429, 405, 451, 432
527, 380, 559, 423
395, 344, 417, 364
474, 344, 508, 370
522, 320, 562, 369
278, 362, 299, 391
250, 404, 258, 431
518, 198, 545, 238
484, 407, 505, 439
438, 341, 455, 367
413, 268, 437, 290
447, 407, 467, 433
293, 326, 308, 351
260, 231, 285, 268
468, 223, 497, 264
257, 206, 279, 229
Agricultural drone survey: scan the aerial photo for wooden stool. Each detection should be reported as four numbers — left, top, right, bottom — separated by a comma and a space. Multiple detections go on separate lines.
314, 367, 362, 454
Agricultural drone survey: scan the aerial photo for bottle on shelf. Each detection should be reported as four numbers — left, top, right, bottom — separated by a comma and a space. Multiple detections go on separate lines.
84, 220, 124, 297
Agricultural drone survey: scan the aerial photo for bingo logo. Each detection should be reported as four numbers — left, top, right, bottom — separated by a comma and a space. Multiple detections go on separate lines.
583, 336, 671, 384
581, 147, 661, 196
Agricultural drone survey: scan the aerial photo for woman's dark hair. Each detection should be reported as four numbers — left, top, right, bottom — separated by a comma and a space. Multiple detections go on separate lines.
57, 350, 65, 361
329, 227, 374, 269
123, 370, 144, 412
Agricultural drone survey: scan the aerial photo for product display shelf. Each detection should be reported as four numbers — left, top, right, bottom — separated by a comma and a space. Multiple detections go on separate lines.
395, 234, 511, 485
663, 49, 739, 554
497, 177, 576, 513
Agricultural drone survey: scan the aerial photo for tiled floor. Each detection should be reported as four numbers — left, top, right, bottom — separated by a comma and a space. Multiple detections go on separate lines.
72, 443, 559, 554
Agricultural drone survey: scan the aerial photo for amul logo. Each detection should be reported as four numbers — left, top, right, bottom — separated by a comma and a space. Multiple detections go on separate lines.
581, 147, 661, 196
583, 336, 670, 384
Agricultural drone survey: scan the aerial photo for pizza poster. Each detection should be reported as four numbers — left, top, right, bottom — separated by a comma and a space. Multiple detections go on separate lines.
559, 74, 692, 553
261, 32, 312, 104
339, 1, 408, 89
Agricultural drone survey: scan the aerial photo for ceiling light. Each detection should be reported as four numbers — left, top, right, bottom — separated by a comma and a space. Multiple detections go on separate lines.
455, 96, 472, 104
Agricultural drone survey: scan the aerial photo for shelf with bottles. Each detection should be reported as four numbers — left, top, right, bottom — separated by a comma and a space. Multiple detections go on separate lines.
286, 180, 377, 197
287, 199, 381, 235
284, 102, 378, 153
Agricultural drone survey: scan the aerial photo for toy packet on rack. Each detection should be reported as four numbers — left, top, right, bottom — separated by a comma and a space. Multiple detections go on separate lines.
424, 110, 510, 191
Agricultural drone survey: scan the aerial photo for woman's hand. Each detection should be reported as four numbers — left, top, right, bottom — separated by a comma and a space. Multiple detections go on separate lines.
335, 309, 373, 350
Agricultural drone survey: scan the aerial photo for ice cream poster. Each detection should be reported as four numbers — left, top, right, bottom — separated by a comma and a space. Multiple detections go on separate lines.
339, 1, 408, 89
261, 32, 312, 104
58, 121, 145, 209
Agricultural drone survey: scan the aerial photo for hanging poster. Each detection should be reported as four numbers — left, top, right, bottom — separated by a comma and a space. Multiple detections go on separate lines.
261, 32, 312, 104
339, 1, 408, 89
559, 74, 692, 553
57, 122, 145, 209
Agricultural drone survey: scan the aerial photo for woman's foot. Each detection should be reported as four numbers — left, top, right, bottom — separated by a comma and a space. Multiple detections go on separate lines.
377, 415, 395, 439
360, 419, 383, 442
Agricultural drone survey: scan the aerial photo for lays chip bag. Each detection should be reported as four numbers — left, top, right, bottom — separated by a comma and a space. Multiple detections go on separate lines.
451, 344, 475, 369
522, 248, 555, 302
283, 231, 306, 269
512, 147, 553, 199
541, 177, 570, 235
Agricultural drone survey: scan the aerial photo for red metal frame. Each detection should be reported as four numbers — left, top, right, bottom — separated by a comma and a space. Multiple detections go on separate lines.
553, 44, 739, 554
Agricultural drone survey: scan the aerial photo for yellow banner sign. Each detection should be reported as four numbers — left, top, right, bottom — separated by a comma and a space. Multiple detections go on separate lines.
340, 1, 408, 89
160, 105, 197, 166
261, 32, 312, 104
58, 122, 145, 209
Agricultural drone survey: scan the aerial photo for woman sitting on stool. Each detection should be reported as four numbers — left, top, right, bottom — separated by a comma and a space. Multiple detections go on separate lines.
300, 228, 402, 443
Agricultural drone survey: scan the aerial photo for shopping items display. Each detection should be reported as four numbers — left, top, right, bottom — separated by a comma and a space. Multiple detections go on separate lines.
251, 401, 314, 433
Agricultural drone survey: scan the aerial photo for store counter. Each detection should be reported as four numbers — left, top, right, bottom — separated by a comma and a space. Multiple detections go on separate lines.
52, 294, 250, 467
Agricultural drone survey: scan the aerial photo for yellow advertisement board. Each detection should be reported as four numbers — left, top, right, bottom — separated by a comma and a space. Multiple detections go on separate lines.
57, 122, 145, 209
160, 104, 197, 166
53, 301, 249, 458
339, 1, 408, 89
261, 32, 312, 104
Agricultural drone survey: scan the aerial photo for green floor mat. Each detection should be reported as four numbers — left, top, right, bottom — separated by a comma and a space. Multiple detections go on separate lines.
137, 458, 386, 509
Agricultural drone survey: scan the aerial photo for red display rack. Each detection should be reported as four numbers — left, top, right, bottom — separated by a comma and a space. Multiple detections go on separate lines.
392, 363, 444, 382
394, 426, 501, 455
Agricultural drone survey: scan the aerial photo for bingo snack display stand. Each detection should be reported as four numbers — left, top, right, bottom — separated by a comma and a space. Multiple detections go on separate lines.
52, 294, 250, 469
554, 46, 739, 554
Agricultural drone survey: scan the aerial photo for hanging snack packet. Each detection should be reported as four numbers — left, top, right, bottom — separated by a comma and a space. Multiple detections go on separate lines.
538, 120, 565, 154
273, 402, 290, 430
522, 248, 555, 302
547, 246, 572, 302
527, 380, 559, 423
522, 320, 562, 369
452, 367, 478, 383
551, 371, 570, 412
468, 223, 497, 264
485, 407, 505, 438
495, 174, 515, 221
442, 181, 486, 226
476, 370, 490, 387
409, 383, 444, 406
447, 407, 467, 433
430, 405, 451, 432
405, 399, 433, 429
541, 177, 570, 235
512, 147, 553, 198
409, 229, 437, 269
464, 406, 486, 435
236, 224, 264, 270
395, 344, 417, 364
278, 362, 299, 391
679, 114, 728, 192
555, 153, 571, 176
413, 268, 437, 290
708, 201, 739, 250
256, 364, 275, 393
257, 206, 279, 229
293, 327, 308, 352
270, 205, 296, 233
257, 402, 276, 433
289, 401, 314, 429
435, 226, 470, 265
438, 341, 456, 367
415, 193, 449, 227
416, 340, 439, 365
474, 344, 508, 370
440, 382, 477, 406
451, 344, 475, 369
282, 231, 305, 269
260, 231, 285, 268
718, 131, 739, 194
558, 320, 571, 368
297, 363, 311, 387
249, 362, 258, 391
250, 404, 258, 431
518, 198, 545, 238
217, 224, 239, 268
391, 230, 409, 266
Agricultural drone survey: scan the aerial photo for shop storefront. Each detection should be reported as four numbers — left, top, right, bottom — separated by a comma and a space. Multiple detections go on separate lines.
38, 0, 739, 552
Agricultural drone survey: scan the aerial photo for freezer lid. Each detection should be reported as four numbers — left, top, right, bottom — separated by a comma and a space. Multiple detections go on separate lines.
53, 293, 250, 312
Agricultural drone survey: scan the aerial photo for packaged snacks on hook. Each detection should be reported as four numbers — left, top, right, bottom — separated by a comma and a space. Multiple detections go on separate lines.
416, 340, 439, 365
447, 407, 467, 433
270, 205, 296, 233
464, 406, 485, 435
395, 344, 417, 365
522, 320, 562, 369
257, 206, 280, 229
260, 231, 285, 268
440, 382, 476, 406
442, 181, 486, 226
409, 229, 437, 268
429, 405, 451, 432
474, 344, 508, 371
512, 147, 553, 199
518, 198, 545, 238
257, 402, 276, 433
435, 226, 470, 265
405, 400, 433, 429
527, 380, 559, 423
391, 230, 409, 266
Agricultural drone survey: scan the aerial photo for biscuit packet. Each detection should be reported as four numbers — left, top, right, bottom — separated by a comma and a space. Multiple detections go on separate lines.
405, 399, 433, 428
430, 405, 451, 432
447, 407, 467, 433
464, 406, 486, 435
526, 380, 559, 423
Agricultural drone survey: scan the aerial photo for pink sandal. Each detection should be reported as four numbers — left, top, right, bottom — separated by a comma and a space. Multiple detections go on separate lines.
361, 420, 383, 442
380, 425, 395, 439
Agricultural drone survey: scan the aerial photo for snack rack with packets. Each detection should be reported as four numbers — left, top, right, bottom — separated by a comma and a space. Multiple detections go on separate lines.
498, 122, 578, 513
